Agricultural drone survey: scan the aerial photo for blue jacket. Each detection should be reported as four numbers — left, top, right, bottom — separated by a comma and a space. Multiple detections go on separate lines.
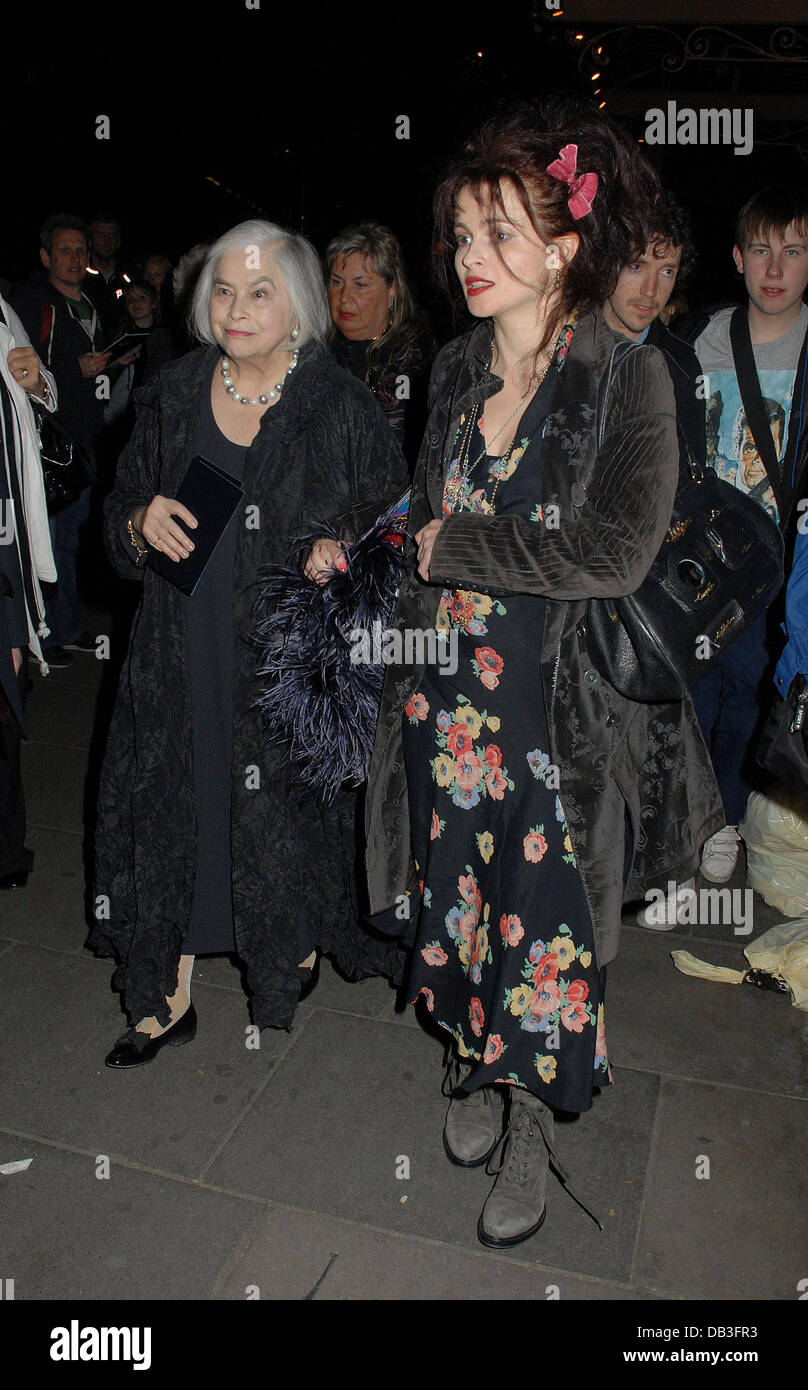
775, 523, 808, 692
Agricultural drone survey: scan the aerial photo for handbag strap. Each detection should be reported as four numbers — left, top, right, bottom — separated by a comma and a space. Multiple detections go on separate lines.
729, 306, 787, 523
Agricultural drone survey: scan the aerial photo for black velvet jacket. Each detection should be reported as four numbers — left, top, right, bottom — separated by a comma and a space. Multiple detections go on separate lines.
91, 341, 408, 1029
364, 312, 723, 968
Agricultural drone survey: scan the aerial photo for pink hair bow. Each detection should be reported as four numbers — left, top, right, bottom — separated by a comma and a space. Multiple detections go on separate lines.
545, 143, 599, 220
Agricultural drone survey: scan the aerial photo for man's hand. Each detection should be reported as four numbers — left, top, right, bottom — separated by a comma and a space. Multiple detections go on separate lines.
116, 346, 143, 367
79, 351, 111, 378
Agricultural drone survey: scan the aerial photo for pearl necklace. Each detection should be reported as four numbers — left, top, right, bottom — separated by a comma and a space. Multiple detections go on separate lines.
220, 348, 299, 405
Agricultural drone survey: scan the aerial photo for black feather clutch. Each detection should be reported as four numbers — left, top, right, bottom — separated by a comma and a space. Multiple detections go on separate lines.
252, 493, 410, 804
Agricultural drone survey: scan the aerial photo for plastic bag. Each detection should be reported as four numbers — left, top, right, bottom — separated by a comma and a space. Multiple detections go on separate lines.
672, 916, 808, 1010
740, 786, 808, 916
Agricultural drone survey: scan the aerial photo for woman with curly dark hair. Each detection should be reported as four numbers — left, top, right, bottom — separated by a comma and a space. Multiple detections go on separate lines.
326, 221, 434, 464
351, 102, 723, 1247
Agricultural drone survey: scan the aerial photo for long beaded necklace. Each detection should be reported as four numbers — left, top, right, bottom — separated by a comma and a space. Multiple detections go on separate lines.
220, 348, 299, 405
445, 352, 553, 513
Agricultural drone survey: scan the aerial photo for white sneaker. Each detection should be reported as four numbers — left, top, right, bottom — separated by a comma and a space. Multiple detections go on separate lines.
700, 826, 740, 884
636, 878, 696, 930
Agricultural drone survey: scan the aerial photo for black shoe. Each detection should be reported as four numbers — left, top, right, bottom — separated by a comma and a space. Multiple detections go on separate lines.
0, 870, 29, 889
105, 1004, 197, 1069
64, 631, 97, 653
43, 646, 74, 668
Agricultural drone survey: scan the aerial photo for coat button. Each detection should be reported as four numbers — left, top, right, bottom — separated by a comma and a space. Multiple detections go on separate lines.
605, 713, 616, 726
429, 432, 440, 446
577, 622, 587, 639
584, 669, 599, 685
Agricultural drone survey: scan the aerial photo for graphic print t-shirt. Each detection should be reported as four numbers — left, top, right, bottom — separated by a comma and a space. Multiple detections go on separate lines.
695, 303, 808, 525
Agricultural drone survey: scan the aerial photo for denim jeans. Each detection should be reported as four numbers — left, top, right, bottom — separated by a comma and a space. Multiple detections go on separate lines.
44, 486, 92, 648
690, 608, 779, 826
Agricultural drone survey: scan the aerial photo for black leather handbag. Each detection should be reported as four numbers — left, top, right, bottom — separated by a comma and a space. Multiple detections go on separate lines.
756, 675, 808, 795
586, 343, 784, 702
31, 401, 94, 513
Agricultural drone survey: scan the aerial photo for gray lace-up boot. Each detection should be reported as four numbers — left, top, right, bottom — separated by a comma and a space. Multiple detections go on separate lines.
477, 1088, 553, 1247
443, 1058, 504, 1167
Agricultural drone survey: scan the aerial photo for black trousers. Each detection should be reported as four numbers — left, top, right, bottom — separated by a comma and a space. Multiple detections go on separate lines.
0, 658, 32, 877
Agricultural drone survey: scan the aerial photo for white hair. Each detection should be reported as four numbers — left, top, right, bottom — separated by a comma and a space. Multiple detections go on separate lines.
189, 219, 330, 348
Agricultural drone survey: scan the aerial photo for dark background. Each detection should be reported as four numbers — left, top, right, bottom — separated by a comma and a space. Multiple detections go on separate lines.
6, 1, 808, 320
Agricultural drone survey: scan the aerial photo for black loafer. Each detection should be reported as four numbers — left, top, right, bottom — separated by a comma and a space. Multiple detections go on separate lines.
105, 1004, 197, 1069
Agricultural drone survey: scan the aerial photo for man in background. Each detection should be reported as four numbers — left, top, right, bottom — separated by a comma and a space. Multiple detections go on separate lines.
690, 186, 808, 885
9, 215, 110, 663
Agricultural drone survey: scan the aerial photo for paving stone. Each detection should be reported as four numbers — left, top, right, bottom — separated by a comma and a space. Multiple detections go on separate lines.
209, 1204, 657, 1301
300, 955, 400, 1020
0, 946, 300, 1180
21, 744, 87, 834
608, 925, 807, 1098
192, 954, 245, 992
0, 827, 87, 953
23, 675, 101, 749
205, 1011, 659, 1282
0, 1140, 259, 1300
29, 649, 104, 690
634, 1078, 808, 1300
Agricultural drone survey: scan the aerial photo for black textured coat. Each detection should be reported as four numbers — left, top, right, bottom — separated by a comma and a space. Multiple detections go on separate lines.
364, 312, 723, 968
90, 342, 409, 1029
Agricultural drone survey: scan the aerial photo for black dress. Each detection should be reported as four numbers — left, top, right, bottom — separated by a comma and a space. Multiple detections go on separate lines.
182, 381, 247, 955
402, 377, 610, 1112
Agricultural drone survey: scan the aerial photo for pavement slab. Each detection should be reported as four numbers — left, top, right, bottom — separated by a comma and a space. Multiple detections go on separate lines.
0, 945, 301, 1180
633, 1078, 808, 1301
0, 826, 88, 953
204, 1010, 660, 1283
23, 672, 102, 750
29, 650, 104, 690
208, 1203, 661, 1301
608, 925, 807, 1098
21, 743, 88, 835
0, 1140, 261, 1301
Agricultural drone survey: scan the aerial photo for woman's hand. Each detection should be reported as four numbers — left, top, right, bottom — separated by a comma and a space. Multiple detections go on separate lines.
135, 497, 198, 563
415, 520, 444, 581
7, 345, 46, 396
304, 538, 347, 585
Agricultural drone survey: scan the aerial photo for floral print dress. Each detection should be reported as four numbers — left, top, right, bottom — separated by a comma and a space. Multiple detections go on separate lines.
403, 372, 610, 1112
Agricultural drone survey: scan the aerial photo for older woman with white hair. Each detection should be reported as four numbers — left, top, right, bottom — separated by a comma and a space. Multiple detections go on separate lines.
91, 219, 408, 1066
